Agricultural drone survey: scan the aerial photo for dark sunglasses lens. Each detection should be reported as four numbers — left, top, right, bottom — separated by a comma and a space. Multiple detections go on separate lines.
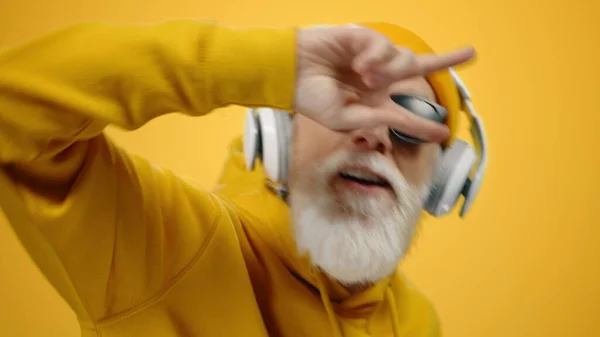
389, 95, 447, 144
390, 129, 425, 144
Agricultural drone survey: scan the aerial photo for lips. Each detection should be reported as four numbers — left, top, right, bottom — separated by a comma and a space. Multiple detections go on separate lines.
338, 167, 391, 188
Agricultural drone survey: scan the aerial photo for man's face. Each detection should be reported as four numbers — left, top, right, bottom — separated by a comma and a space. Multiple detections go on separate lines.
288, 76, 442, 286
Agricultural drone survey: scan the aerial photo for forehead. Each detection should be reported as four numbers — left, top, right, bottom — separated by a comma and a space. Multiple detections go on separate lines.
388, 76, 436, 102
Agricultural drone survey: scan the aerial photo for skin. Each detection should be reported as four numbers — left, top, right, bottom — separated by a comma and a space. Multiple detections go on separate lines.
291, 76, 441, 194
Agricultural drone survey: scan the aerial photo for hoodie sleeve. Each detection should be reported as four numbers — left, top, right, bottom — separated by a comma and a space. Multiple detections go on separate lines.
0, 21, 295, 324
0, 20, 295, 165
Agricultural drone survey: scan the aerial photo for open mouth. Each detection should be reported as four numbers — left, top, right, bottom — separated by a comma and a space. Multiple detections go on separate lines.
338, 168, 391, 189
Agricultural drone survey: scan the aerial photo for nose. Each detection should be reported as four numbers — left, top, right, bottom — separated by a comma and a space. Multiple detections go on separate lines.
350, 126, 393, 153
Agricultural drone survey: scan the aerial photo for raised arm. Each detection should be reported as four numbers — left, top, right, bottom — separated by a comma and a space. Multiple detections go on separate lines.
0, 20, 296, 324
0, 20, 294, 167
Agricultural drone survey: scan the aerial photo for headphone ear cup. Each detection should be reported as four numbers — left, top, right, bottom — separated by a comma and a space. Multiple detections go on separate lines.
243, 108, 261, 171
272, 110, 293, 184
424, 140, 477, 217
244, 108, 292, 184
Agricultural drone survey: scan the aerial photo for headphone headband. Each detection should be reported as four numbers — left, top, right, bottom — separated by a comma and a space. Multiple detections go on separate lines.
448, 68, 488, 217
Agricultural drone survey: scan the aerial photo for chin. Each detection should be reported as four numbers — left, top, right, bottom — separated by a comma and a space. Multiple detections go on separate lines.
289, 151, 429, 286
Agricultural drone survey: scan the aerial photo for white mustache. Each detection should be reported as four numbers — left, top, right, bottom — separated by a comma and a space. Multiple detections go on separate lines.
318, 150, 406, 195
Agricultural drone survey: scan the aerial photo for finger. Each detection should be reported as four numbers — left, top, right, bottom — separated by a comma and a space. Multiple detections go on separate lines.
340, 102, 450, 143
369, 101, 451, 143
365, 48, 419, 87
416, 46, 476, 75
350, 33, 396, 74
369, 46, 476, 85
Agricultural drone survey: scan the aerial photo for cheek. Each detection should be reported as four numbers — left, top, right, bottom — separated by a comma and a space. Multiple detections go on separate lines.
392, 144, 440, 187
291, 117, 343, 169
289, 118, 347, 190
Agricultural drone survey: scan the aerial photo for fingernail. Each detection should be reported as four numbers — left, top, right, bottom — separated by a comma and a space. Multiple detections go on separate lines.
461, 45, 476, 55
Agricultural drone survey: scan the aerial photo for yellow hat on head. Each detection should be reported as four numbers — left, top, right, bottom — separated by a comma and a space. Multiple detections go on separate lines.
358, 22, 462, 147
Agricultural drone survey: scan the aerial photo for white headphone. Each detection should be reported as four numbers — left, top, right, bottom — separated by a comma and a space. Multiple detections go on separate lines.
243, 68, 487, 218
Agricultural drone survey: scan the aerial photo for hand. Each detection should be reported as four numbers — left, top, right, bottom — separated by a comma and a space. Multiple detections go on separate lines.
294, 24, 476, 143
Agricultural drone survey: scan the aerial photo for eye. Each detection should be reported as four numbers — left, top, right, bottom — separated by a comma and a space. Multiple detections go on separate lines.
390, 131, 421, 156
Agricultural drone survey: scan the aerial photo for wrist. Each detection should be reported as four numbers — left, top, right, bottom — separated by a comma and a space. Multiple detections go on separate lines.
206, 25, 297, 111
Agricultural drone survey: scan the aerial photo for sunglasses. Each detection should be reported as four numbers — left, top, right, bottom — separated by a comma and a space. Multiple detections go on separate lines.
389, 94, 448, 144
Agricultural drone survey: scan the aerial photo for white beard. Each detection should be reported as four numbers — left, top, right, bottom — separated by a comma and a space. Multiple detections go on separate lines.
289, 150, 431, 286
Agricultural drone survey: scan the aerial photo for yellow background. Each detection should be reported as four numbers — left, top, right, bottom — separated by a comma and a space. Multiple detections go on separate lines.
1, 0, 598, 336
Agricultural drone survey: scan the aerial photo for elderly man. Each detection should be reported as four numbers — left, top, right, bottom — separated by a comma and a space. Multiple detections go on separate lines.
0, 20, 481, 337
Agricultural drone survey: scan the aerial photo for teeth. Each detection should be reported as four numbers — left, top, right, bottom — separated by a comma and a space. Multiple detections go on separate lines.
341, 169, 384, 182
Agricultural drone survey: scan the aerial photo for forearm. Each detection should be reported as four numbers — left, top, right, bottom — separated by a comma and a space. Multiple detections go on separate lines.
0, 20, 296, 163
0, 20, 298, 320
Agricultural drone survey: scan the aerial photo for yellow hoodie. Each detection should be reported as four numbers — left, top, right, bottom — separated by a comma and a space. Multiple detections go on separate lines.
0, 20, 454, 337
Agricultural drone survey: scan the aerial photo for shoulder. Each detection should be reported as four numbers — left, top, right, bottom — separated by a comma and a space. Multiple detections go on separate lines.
393, 272, 442, 337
